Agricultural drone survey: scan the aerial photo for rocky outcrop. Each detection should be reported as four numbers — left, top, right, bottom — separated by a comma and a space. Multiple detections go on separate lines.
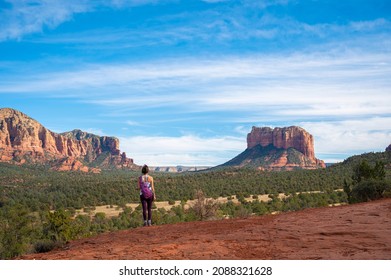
222, 126, 325, 170
0, 108, 137, 171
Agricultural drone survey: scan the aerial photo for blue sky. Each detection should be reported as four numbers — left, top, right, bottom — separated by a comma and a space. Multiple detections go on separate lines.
1, 0, 390, 166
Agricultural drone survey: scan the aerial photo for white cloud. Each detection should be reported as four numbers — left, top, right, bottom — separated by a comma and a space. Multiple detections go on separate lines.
119, 117, 391, 166
2, 0, 390, 49
9, 1, 390, 52
234, 125, 250, 136
202, 0, 229, 3
1, 51, 390, 121
110, 0, 168, 7
0, 0, 91, 41
126, 120, 142, 126
84, 128, 107, 136
301, 117, 391, 159
349, 18, 390, 32
119, 134, 245, 166
1, 51, 390, 165
1, 1, 390, 167
0, 0, 168, 41
3, 51, 390, 95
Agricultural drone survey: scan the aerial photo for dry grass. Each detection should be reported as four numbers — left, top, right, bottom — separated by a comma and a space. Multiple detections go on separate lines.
75, 189, 344, 218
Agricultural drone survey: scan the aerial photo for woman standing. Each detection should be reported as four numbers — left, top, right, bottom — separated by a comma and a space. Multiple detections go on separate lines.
138, 164, 156, 226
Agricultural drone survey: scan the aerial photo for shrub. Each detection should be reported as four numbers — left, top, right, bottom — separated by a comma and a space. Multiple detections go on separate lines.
44, 209, 73, 243
33, 240, 58, 253
66, 207, 76, 216
349, 180, 390, 203
191, 189, 219, 221
94, 212, 106, 219
0, 205, 34, 259
347, 160, 390, 204
168, 200, 176, 205
251, 201, 268, 215
352, 160, 386, 184
233, 205, 252, 219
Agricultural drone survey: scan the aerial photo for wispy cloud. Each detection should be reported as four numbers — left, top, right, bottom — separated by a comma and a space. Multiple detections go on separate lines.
2, 52, 389, 119
119, 134, 245, 166
1, 0, 390, 166
125, 120, 144, 127
0, 0, 167, 41
119, 116, 391, 166
202, 0, 228, 3
301, 117, 391, 162
2, 0, 390, 52
13, 0, 390, 53
0, 0, 91, 41
14, 51, 385, 165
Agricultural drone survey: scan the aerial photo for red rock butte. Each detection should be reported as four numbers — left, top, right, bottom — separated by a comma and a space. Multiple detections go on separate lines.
222, 125, 325, 170
247, 126, 315, 158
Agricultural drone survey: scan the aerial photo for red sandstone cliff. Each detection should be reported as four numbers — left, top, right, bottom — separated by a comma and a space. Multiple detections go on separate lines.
0, 108, 137, 172
223, 126, 325, 170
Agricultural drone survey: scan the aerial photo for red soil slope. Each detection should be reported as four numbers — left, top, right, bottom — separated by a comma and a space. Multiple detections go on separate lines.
21, 199, 391, 260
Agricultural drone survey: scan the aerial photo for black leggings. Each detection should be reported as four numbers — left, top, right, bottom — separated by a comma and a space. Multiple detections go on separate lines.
140, 195, 154, 221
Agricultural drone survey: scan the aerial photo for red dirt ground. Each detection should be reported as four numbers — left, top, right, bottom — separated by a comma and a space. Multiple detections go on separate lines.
20, 199, 391, 260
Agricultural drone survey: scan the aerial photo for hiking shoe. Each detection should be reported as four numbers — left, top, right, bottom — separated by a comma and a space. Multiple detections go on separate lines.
147, 220, 152, 226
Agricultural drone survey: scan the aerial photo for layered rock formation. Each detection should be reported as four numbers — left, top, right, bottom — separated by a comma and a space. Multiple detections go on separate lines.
222, 126, 325, 170
0, 108, 137, 172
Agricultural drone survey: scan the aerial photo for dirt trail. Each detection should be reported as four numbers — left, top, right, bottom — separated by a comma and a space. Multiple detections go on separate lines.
21, 199, 391, 260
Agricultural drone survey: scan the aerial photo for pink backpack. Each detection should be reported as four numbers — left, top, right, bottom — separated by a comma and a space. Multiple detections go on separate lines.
140, 175, 153, 199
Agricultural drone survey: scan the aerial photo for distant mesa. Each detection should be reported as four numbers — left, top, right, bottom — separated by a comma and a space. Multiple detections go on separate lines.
221, 126, 325, 171
386, 144, 391, 152
151, 166, 210, 173
0, 108, 138, 172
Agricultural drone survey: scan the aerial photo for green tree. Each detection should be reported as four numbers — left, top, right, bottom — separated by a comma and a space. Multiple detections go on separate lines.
343, 179, 351, 201
352, 160, 386, 184
350, 180, 390, 203
71, 215, 92, 239
373, 161, 386, 181
0, 205, 36, 259
349, 161, 389, 203
352, 160, 373, 183
43, 209, 73, 243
